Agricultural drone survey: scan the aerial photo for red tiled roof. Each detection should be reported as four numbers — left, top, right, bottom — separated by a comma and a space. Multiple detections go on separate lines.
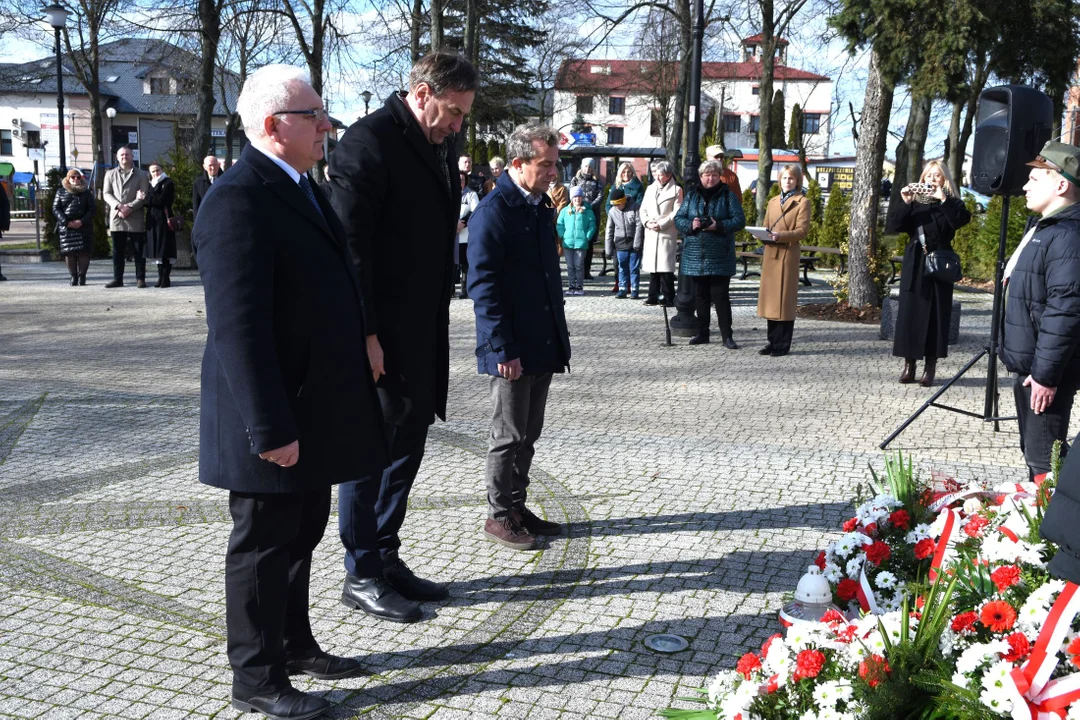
555, 59, 828, 93
743, 33, 789, 45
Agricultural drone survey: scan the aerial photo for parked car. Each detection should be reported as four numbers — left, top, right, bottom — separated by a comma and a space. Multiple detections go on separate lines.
961, 187, 991, 213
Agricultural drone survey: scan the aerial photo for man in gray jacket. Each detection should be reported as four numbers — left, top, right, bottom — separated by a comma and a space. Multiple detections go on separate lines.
102, 146, 150, 287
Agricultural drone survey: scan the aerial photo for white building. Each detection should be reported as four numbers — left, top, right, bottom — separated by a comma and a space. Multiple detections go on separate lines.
552, 34, 833, 179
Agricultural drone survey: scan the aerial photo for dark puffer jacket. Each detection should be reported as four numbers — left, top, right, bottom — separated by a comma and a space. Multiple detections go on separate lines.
999, 202, 1080, 387
53, 185, 96, 255
674, 183, 745, 277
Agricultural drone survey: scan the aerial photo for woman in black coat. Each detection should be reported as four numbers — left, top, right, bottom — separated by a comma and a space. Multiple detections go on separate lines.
53, 168, 96, 286
887, 160, 971, 386
145, 163, 177, 288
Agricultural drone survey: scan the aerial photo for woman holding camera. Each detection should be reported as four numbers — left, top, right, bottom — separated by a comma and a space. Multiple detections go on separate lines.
674, 160, 746, 347
887, 160, 971, 386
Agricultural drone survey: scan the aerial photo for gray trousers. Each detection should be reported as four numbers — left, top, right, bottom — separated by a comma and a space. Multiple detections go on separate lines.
485, 372, 553, 518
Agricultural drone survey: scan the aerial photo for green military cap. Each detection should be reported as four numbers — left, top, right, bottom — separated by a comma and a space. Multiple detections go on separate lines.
1027, 141, 1080, 186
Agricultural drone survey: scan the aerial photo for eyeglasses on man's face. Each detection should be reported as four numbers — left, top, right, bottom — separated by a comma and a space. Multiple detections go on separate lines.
273, 107, 329, 124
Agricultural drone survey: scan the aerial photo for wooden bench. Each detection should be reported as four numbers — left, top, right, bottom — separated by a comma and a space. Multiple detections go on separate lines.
736, 250, 762, 280
796, 246, 847, 287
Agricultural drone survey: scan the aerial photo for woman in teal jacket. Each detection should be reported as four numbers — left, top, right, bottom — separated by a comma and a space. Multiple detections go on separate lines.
607, 162, 645, 210
556, 186, 597, 295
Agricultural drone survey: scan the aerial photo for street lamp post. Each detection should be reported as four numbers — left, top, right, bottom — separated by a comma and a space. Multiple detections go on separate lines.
361, 90, 373, 116
43, 2, 71, 173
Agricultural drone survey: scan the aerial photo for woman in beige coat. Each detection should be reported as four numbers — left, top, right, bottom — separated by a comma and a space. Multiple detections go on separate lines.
640, 160, 683, 306
757, 164, 810, 355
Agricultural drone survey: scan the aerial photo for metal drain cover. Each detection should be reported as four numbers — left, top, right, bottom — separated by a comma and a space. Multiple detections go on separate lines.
643, 633, 689, 653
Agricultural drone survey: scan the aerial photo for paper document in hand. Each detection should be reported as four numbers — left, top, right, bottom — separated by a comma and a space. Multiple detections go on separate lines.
745, 226, 777, 243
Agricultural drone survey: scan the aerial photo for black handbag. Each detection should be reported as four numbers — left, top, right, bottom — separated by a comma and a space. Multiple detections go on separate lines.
918, 227, 961, 283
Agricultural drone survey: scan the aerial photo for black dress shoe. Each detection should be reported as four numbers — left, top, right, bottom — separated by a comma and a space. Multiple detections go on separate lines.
771, 349, 789, 356
0, 274, 7, 281
232, 688, 329, 720
383, 552, 449, 601
722, 337, 739, 350
517, 507, 563, 536
643, 299, 659, 306
286, 650, 368, 680
341, 575, 422, 623
104, 278, 123, 288
688, 334, 710, 345
758, 345, 773, 355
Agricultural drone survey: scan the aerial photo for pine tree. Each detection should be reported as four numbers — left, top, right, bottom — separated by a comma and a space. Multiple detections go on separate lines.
769, 90, 786, 149
820, 189, 851, 254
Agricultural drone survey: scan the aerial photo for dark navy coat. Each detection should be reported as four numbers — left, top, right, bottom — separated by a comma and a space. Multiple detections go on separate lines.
999, 203, 1080, 387
467, 171, 571, 377
192, 145, 388, 493
329, 94, 458, 425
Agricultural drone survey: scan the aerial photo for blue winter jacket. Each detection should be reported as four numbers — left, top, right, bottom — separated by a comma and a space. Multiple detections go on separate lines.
674, 183, 745, 277
467, 172, 572, 377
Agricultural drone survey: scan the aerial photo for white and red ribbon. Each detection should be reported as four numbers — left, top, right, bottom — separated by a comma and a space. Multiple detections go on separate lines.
856, 565, 881, 615
928, 508, 959, 582
1007, 582, 1080, 719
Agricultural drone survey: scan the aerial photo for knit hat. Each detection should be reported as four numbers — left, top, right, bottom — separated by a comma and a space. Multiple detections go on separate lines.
569, 185, 584, 198
609, 188, 626, 205
582, 158, 595, 168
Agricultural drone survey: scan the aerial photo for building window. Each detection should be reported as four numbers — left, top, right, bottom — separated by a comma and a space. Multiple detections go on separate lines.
723, 114, 741, 133
25, 130, 41, 148
150, 77, 171, 95
576, 95, 593, 114
748, 115, 760, 133
752, 86, 760, 96
803, 113, 822, 134
606, 127, 624, 145
0, 130, 11, 156
609, 96, 625, 115
650, 109, 663, 137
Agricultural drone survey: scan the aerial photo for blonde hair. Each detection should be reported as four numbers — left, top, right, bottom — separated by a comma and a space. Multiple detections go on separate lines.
779, 164, 803, 186
615, 161, 636, 188
920, 160, 958, 197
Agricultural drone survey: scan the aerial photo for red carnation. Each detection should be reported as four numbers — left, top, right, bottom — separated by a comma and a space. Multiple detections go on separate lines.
889, 509, 911, 530
914, 537, 935, 560
1066, 637, 1080, 669
736, 652, 762, 679
864, 540, 892, 566
950, 611, 979, 633
760, 633, 782, 658
837, 578, 859, 602
964, 515, 990, 538
863, 522, 878, 536
859, 654, 891, 688
981, 600, 1017, 632
1001, 632, 1031, 663
835, 625, 858, 643
792, 649, 826, 681
764, 674, 780, 693
842, 517, 859, 532
821, 609, 847, 626
990, 565, 1021, 593
814, 551, 827, 570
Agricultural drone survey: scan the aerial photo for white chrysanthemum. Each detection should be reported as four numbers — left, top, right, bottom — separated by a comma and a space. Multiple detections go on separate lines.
875, 571, 897, 590
956, 640, 1009, 675
707, 670, 739, 707
786, 625, 828, 651
939, 627, 958, 657
798, 712, 819, 720
845, 556, 865, 579
979, 687, 1012, 713
834, 536, 856, 559
905, 523, 933, 543
951, 672, 969, 689
813, 680, 852, 711
719, 682, 759, 719
764, 640, 792, 676
963, 497, 985, 515
823, 563, 843, 583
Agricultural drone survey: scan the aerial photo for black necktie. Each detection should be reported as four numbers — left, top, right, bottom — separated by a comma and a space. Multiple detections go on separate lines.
298, 175, 324, 218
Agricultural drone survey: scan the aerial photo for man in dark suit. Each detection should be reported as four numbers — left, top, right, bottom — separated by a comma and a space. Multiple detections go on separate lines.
191, 154, 221, 222
467, 124, 571, 551
193, 64, 388, 720
329, 52, 477, 622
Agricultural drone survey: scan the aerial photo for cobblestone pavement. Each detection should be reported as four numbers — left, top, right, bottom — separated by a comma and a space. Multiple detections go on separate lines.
1, 260, 1074, 719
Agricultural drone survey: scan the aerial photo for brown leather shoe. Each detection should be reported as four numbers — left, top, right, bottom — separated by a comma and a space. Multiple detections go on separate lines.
517, 507, 563, 536
920, 358, 937, 387
484, 515, 538, 550
899, 359, 916, 384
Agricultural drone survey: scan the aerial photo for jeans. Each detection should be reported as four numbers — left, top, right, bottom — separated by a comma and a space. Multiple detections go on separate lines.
1013, 374, 1077, 478
617, 249, 641, 294
485, 373, 553, 518
111, 231, 146, 281
338, 420, 430, 577
693, 274, 733, 337
564, 248, 585, 290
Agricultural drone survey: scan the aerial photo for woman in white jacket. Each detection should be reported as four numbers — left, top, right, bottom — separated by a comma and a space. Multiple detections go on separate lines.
640, 160, 683, 306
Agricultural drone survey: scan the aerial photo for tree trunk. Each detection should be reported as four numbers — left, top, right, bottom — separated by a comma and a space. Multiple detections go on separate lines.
946, 97, 963, 183
889, 94, 931, 207
847, 49, 894, 308
754, 0, 775, 225
410, 0, 423, 62
430, 0, 444, 52
192, 0, 222, 165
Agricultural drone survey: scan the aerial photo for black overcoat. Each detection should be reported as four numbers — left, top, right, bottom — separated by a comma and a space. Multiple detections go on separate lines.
329, 93, 458, 424
0, 187, 9, 235
192, 145, 389, 493
887, 197, 971, 359
192, 172, 214, 222
144, 177, 177, 260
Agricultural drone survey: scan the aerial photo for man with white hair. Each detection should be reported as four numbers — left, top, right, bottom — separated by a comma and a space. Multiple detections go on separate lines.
192, 154, 221, 222
193, 64, 388, 720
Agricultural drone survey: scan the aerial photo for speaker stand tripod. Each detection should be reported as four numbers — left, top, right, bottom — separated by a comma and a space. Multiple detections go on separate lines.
879, 195, 1018, 449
